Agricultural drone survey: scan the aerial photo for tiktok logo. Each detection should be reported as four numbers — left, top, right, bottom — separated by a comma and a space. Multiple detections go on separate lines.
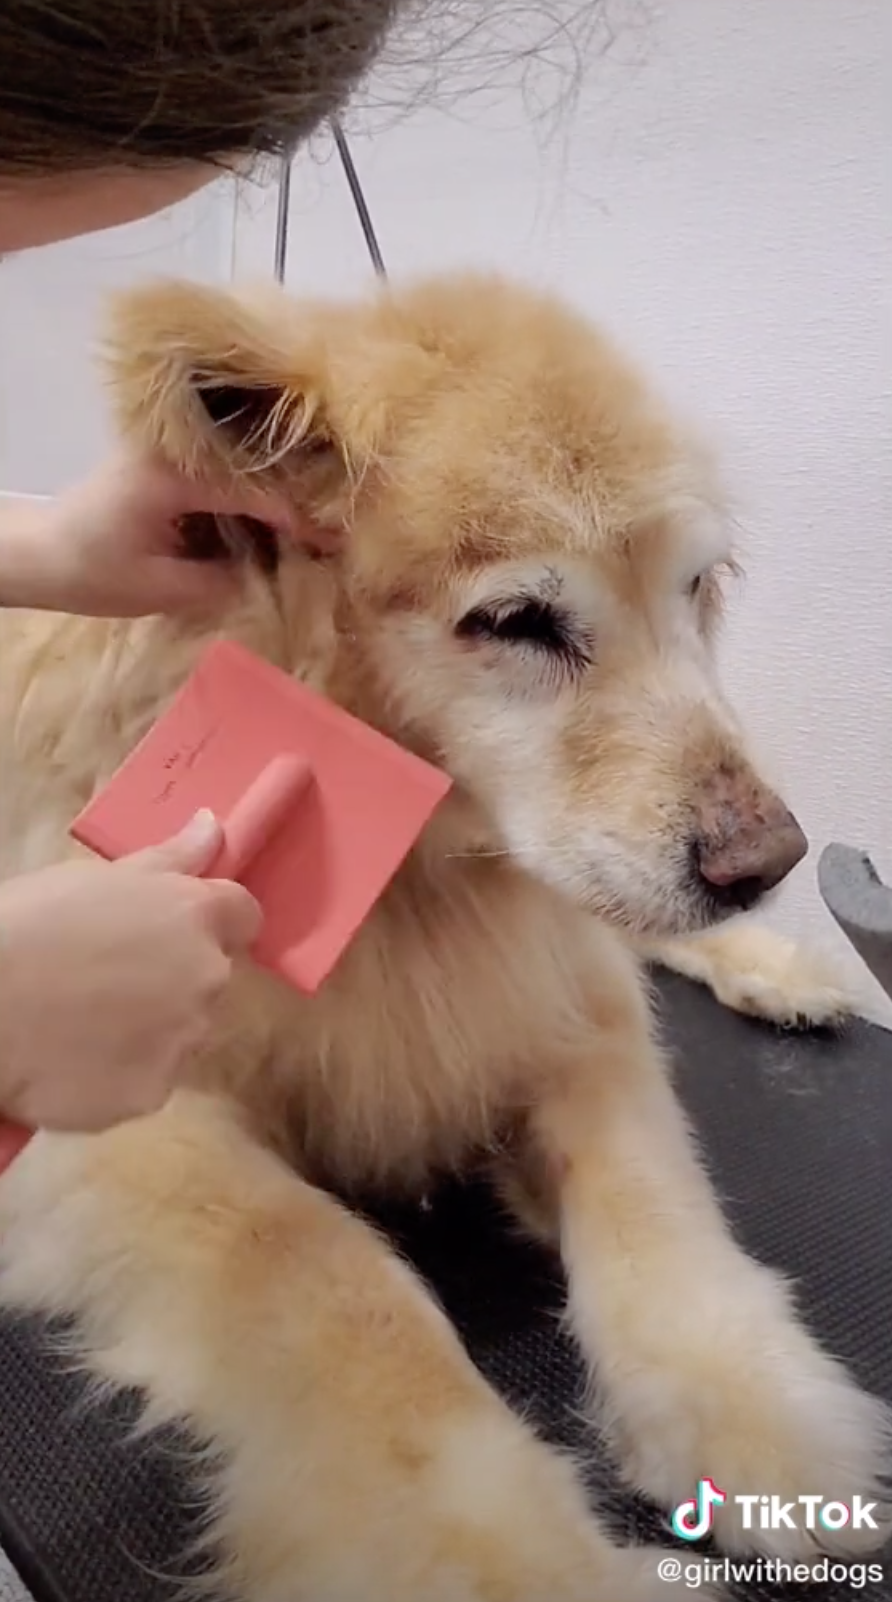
671, 1478, 727, 1541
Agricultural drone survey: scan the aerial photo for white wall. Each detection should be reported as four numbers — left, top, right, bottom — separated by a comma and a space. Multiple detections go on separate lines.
2, 0, 889, 1015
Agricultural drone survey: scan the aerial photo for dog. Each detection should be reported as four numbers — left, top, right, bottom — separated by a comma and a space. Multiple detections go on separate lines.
0, 272, 884, 1601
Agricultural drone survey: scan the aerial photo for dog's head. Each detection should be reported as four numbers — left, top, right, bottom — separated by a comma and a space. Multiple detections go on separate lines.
108, 272, 806, 937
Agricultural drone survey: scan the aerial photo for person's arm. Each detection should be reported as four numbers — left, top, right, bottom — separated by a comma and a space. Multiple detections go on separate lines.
0, 494, 61, 610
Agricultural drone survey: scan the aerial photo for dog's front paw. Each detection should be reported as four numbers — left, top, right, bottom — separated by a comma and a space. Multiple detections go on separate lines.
602, 1262, 891, 1561
645, 924, 859, 1030
705, 926, 857, 1030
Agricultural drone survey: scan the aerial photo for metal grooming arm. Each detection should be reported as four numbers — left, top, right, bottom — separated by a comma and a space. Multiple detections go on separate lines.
819, 845, 892, 1004
273, 120, 388, 283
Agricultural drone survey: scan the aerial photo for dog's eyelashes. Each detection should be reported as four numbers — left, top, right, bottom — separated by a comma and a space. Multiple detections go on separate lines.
455, 598, 591, 671
458, 599, 564, 647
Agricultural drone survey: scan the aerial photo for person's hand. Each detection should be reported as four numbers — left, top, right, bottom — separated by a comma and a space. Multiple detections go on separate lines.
0, 811, 261, 1137
9, 449, 299, 617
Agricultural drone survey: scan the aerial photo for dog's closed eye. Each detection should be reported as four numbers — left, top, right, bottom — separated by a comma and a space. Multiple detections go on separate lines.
455, 598, 592, 673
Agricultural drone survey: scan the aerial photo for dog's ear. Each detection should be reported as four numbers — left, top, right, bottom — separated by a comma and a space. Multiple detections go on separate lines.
104, 280, 355, 493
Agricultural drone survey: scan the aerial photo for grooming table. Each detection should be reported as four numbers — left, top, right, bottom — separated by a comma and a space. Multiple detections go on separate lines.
0, 972, 890, 1602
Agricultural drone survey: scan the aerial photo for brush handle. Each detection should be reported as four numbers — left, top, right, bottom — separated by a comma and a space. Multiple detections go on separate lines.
212, 753, 313, 882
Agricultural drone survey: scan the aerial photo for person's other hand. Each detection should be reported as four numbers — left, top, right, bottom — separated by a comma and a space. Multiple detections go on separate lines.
26, 449, 299, 616
0, 810, 261, 1134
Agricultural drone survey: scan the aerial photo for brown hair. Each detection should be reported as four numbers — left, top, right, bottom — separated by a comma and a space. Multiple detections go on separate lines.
0, 0, 406, 175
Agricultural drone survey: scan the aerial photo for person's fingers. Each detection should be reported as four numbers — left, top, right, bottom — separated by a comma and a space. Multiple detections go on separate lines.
124, 451, 300, 551
125, 810, 223, 876
122, 815, 263, 949
200, 879, 264, 954
173, 471, 320, 551
199, 481, 297, 538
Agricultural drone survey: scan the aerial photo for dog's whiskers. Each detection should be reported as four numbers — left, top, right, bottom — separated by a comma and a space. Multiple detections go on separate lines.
443, 847, 512, 861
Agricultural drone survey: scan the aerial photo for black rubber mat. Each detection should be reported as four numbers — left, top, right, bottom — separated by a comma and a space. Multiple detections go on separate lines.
0, 971, 890, 1602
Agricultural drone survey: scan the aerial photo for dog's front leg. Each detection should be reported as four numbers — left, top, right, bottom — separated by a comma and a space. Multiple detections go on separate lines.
503, 950, 890, 1559
0, 1092, 689, 1602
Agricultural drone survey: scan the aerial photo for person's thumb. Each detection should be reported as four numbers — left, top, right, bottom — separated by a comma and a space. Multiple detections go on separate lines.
125, 809, 223, 877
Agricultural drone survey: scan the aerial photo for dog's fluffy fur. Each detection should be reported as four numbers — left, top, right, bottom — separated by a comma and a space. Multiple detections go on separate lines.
0, 273, 886, 1601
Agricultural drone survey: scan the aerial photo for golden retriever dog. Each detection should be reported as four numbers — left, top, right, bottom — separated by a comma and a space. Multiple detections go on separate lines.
0, 273, 884, 1602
